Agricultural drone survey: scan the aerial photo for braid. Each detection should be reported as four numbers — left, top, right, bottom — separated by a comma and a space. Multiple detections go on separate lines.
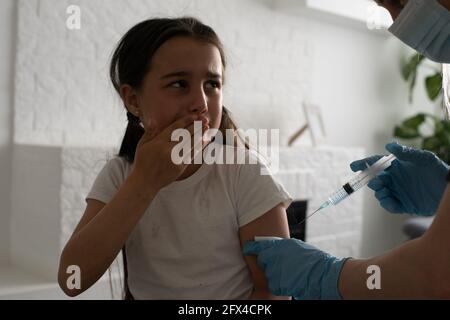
127, 111, 140, 124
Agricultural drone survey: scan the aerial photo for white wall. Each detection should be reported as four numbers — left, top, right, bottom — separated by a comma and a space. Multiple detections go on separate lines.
10, 0, 437, 268
0, 0, 16, 266
13, 0, 314, 147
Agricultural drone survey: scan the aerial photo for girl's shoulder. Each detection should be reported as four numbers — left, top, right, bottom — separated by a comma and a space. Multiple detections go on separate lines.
210, 142, 274, 177
96, 155, 132, 185
211, 141, 264, 164
225, 143, 271, 166
104, 155, 130, 171
86, 155, 132, 203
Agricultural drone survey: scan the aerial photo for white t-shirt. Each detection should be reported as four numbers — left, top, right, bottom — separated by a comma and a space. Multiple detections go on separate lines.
86, 141, 292, 299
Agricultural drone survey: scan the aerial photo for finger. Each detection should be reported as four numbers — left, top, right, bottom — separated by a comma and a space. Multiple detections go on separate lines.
183, 130, 206, 165
350, 155, 383, 172
176, 120, 206, 145
160, 114, 198, 138
380, 197, 404, 213
152, 116, 204, 144
190, 136, 210, 164
377, 171, 393, 186
243, 241, 260, 255
187, 120, 209, 145
141, 118, 171, 142
368, 171, 392, 190
138, 130, 159, 148
170, 120, 207, 166
385, 141, 430, 164
192, 120, 207, 138
268, 283, 282, 297
179, 121, 207, 162
243, 240, 278, 255
368, 177, 384, 191
374, 188, 392, 201
139, 119, 161, 143
385, 141, 410, 160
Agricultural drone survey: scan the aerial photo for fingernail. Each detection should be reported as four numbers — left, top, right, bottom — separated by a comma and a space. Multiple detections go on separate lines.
199, 116, 208, 124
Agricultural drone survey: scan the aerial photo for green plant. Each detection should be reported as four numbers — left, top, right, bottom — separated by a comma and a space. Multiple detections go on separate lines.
394, 54, 450, 163
401, 54, 442, 102
394, 113, 450, 163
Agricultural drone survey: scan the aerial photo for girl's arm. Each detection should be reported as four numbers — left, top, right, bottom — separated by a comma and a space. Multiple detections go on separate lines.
58, 115, 200, 297
58, 172, 157, 296
239, 203, 291, 300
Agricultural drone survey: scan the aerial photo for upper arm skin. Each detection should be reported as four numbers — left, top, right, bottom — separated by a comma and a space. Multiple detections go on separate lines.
239, 203, 291, 300
71, 199, 106, 237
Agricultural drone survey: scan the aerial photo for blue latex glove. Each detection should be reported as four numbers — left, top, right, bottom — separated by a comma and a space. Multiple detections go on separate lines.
243, 239, 348, 300
350, 142, 449, 216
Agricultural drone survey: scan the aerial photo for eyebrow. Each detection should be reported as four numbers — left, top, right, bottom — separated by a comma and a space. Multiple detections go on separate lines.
160, 71, 222, 80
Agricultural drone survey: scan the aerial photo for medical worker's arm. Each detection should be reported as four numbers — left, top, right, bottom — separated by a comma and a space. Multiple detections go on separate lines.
239, 203, 291, 300
244, 189, 450, 299
339, 186, 450, 299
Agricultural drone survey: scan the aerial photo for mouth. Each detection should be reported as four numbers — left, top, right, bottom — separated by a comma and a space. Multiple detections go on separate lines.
196, 115, 210, 129
196, 116, 212, 142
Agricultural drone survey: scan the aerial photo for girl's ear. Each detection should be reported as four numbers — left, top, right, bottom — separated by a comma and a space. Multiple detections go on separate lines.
120, 84, 141, 117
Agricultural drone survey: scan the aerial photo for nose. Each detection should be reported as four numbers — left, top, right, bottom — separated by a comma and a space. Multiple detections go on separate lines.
189, 87, 208, 115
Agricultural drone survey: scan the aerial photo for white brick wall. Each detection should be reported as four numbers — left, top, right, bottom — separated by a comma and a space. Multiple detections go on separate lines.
15, 0, 313, 147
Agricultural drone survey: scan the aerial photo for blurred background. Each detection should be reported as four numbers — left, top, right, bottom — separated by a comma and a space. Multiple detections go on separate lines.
0, 0, 444, 299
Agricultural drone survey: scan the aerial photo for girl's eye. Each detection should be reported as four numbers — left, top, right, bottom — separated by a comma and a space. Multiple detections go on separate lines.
169, 80, 187, 88
205, 81, 222, 90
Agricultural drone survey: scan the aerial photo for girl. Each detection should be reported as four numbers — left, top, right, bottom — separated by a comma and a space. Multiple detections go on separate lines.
58, 17, 292, 300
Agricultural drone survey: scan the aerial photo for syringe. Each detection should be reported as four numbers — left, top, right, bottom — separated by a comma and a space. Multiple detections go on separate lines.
300, 154, 397, 224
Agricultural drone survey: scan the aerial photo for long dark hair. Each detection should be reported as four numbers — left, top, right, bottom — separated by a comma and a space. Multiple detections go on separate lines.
109, 17, 243, 300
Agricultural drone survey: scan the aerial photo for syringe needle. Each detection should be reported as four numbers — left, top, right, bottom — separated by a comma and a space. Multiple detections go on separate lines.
298, 204, 326, 225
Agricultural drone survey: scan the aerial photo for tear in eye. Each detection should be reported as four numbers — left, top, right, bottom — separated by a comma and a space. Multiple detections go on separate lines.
206, 81, 221, 89
169, 80, 187, 88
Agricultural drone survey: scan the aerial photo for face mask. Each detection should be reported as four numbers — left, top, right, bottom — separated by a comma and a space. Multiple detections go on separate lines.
389, 0, 450, 63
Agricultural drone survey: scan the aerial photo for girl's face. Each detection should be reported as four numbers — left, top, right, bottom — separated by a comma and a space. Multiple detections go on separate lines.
123, 37, 223, 135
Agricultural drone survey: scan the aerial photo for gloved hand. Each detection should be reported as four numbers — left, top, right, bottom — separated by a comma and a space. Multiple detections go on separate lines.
243, 239, 348, 300
350, 141, 449, 216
